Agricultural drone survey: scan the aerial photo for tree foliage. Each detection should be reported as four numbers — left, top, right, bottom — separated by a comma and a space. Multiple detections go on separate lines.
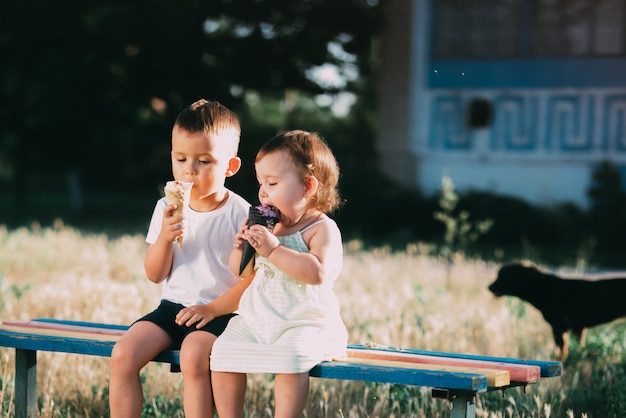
0, 0, 382, 209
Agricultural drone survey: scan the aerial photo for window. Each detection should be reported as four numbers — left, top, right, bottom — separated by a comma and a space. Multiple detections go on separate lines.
433, 0, 626, 59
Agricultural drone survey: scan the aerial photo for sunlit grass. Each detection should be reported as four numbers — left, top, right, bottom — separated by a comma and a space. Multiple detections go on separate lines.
1, 222, 625, 417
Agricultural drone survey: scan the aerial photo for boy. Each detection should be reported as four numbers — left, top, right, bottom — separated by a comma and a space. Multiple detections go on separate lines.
109, 99, 251, 418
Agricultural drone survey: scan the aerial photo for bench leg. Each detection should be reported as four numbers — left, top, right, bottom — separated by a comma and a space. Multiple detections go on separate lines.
15, 349, 37, 418
433, 389, 476, 418
449, 392, 476, 418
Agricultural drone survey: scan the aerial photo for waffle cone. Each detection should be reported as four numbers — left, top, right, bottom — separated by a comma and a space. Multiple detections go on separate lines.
164, 181, 193, 249
239, 205, 279, 275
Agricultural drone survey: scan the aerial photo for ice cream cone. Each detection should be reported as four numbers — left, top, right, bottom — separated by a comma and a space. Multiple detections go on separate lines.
164, 180, 193, 249
239, 205, 280, 275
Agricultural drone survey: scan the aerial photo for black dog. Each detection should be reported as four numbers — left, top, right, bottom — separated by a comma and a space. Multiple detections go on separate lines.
488, 262, 626, 361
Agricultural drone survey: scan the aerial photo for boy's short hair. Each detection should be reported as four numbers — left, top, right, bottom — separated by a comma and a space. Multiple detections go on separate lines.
175, 99, 241, 156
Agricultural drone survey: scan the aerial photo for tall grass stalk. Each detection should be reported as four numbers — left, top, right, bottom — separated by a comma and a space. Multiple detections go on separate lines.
1, 222, 625, 417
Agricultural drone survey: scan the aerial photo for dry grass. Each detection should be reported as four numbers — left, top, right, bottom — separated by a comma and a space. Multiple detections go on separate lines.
0, 221, 612, 417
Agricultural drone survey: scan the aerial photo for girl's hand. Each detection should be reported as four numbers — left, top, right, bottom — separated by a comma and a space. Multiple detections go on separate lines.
175, 304, 216, 329
159, 204, 184, 244
245, 224, 280, 257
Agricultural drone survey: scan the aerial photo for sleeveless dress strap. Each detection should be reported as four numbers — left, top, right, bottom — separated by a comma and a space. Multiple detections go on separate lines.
299, 217, 326, 233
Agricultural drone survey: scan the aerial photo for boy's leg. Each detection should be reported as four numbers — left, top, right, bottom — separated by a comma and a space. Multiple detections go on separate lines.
212, 370, 247, 418
179, 330, 219, 418
109, 321, 171, 418
273, 373, 309, 418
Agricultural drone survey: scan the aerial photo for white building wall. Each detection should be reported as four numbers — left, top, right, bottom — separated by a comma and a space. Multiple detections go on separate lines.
417, 88, 626, 208
377, 0, 626, 209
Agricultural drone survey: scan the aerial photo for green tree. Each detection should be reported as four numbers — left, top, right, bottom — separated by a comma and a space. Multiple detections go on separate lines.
0, 0, 382, 218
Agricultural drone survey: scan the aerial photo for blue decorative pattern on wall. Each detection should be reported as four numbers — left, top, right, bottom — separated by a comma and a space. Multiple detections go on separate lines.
604, 95, 626, 152
545, 96, 594, 152
429, 96, 469, 150
490, 96, 538, 151
428, 91, 626, 156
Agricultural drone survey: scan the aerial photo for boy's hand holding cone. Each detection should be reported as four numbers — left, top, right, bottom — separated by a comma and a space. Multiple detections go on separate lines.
239, 205, 280, 275
164, 180, 193, 249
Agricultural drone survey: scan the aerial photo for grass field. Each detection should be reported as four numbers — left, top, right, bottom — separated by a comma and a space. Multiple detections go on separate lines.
1, 221, 625, 417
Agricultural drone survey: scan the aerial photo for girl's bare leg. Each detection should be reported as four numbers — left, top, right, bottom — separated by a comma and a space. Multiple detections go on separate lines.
212, 370, 247, 418
109, 321, 171, 418
273, 373, 309, 418
179, 331, 217, 418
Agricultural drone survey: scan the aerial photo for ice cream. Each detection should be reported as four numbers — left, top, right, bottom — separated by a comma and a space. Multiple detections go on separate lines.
164, 180, 193, 249
239, 205, 280, 275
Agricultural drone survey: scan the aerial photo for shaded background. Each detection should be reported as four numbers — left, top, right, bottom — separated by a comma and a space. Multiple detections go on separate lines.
0, 1, 384, 226
1, 0, 626, 266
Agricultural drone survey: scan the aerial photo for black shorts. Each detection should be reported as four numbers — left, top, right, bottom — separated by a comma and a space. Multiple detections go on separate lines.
136, 299, 236, 350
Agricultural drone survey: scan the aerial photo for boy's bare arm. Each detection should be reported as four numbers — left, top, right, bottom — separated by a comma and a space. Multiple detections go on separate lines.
176, 273, 255, 328
144, 238, 174, 283
144, 202, 182, 283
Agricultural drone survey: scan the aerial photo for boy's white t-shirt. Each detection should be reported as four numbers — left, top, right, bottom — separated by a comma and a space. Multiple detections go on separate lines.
146, 189, 250, 307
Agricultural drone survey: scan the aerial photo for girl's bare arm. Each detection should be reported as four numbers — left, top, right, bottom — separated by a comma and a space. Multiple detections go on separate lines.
257, 219, 343, 285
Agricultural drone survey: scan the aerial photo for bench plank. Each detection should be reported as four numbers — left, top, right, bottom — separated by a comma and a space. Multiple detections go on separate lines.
29, 318, 129, 331
346, 347, 540, 383
0, 324, 122, 342
334, 356, 510, 387
3, 320, 125, 336
349, 344, 562, 378
310, 361, 488, 391
0, 330, 180, 363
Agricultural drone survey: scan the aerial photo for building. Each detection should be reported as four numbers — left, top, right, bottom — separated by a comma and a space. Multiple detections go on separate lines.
378, 0, 626, 208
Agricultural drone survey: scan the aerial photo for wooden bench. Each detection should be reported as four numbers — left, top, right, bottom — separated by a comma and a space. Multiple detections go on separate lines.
0, 318, 561, 418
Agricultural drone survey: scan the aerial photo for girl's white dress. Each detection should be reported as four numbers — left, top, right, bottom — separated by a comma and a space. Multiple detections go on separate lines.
211, 219, 348, 374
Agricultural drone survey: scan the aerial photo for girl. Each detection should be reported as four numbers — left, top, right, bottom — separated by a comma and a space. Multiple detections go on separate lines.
211, 130, 348, 418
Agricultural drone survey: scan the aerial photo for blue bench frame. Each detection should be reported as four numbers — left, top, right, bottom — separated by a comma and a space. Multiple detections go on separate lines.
0, 318, 561, 418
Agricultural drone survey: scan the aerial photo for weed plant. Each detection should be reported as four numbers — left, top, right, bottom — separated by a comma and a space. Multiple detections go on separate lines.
1, 222, 625, 417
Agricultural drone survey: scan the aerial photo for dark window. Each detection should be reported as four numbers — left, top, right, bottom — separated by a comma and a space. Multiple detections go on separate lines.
433, 0, 626, 59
